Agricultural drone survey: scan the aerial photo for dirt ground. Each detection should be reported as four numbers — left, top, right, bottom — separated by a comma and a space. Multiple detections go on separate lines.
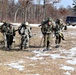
0, 26, 76, 75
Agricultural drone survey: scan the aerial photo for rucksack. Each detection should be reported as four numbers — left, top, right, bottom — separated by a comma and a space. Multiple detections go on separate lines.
18, 26, 25, 35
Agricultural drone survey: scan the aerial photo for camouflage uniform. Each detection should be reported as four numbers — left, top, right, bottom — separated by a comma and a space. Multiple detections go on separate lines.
18, 22, 32, 50
0, 22, 8, 47
41, 17, 54, 50
54, 19, 64, 48
6, 24, 15, 49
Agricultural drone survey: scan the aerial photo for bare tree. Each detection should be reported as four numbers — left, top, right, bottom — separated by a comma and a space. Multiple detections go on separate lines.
0, 0, 9, 21
16, 0, 30, 22
0, 0, 73, 23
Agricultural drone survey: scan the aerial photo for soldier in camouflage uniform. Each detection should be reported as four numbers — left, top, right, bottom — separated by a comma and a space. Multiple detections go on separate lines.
40, 17, 54, 51
54, 18, 65, 48
39, 19, 46, 47
0, 21, 8, 47
18, 22, 32, 50
6, 23, 15, 49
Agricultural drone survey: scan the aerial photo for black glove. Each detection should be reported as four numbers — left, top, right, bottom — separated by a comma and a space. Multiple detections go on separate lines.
29, 35, 32, 38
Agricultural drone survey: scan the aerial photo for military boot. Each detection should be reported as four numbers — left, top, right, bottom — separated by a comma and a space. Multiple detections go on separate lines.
55, 44, 60, 48
62, 36, 65, 40
47, 47, 52, 51
43, 47, 47, 51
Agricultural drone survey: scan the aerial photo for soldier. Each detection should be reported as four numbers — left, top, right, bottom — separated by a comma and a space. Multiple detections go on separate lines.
40, 17, 54, 51
18, 22, 32, 50
39, 19, 46, 47
59, 18, 67, 30
6, 23, 15, 50
0, 21, 8, 47
25, 22, 32, 47
54, 18, 65, 48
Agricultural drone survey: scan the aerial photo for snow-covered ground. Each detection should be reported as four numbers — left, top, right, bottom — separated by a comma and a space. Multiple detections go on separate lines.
0, 23, 40, 27
1, 22, 76, 28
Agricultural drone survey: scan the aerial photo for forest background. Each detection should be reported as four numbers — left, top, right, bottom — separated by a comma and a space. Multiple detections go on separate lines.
0, 0, 75, 23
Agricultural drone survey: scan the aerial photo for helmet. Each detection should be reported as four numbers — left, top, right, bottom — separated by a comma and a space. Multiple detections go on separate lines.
25, 22, 29, 25
48, 17, 52, 22
21, 22, 25, 28
59, 18, 63, 24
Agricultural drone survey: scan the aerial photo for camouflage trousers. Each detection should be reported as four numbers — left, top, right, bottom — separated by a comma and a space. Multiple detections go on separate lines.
55, 33, 64, 44
6, 34, 13, 49
3, 33, 7, 47
20, 35, 29, 49
43, 34, 51, 48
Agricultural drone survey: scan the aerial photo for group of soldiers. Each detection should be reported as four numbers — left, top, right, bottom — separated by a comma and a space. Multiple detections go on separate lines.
0, 17, 66, 51
0, 21, 32, 50
39, 17, 66, 51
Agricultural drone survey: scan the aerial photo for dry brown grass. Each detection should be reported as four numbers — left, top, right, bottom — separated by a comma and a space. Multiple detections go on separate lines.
0, 26, 76, 75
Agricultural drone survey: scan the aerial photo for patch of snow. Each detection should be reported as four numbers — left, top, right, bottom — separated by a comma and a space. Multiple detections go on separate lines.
12, 23, 21, 26
25, 56, 30, 59
18, 60, 25, 63
32, 47, 76, 63
0, 23, 3, 25
66, 58, 76, 65
33, 50, 50, 57
37, 53, 51, 57
5, 60, 25, 71
25, 74, 40, 75
0, 22, 40, 27
26, 46, 76, 74
30, 24, 40, 27
59, 48, 76, 59
29, 64, 35, 66
50, 54, 61, 59
6, 62, 24, 71
67, 26, 76, 29
64, 71, 71, 75
30, 57, 44, 60
69, 47, 76, 57
12, 23, 40, 27
50, 54, 66, 59
33, 50, 42, 54
60, 65, 75, 71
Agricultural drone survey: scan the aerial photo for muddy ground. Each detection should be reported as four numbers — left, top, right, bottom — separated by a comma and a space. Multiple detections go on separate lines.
0, 26, 76, 75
